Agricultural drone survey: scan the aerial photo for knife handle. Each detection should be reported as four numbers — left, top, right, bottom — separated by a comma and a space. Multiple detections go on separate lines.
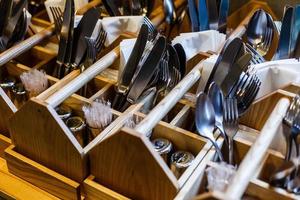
112, 91, 128, 111
120, 101, 131, 112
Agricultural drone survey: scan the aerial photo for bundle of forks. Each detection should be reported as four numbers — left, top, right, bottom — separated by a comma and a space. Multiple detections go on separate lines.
0, 0, 28, 52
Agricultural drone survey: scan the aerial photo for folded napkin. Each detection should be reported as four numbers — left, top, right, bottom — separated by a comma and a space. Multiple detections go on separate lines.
101, 16, 145, 46
172, 30, 226, 60
45, 0, 88, 23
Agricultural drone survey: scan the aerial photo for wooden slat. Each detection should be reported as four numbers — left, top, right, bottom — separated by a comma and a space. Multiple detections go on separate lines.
4, 146, 80, 200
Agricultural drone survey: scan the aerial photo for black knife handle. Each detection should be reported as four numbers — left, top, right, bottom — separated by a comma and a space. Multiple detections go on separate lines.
120, 101, 131, 112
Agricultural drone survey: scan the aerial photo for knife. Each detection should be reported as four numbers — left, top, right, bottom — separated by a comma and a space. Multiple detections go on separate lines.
102, 0, 121, 16
206, 0, 219, 30
275, 6, 293, 60
0, 0, 13, 37
198, 0, 209, 31
291, 5, 300, 57
112, 24, 149, 109
55, 0, 75, 79
204, 37, 243, 92
293, 31, 300, 58
124, 36, 166, 109
218, 0, 229, 33
1, 0, 27, 50
71, 8, 99, 67
174, 43, 186, 77
220, 53, 252, 96
188, 0, 199, 32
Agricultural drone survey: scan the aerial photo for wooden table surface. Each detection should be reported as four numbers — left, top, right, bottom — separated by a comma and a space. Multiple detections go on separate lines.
0, 157, 59, 200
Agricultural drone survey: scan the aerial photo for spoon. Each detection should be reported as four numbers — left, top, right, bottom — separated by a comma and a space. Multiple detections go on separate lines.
163, 0, 176, 37
246, 9, 268, 50
207, 82, 228, 145
195, 92, 224, 161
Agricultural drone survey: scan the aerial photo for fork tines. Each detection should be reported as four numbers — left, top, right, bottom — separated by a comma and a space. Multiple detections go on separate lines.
229, 71, 261, 116
50, 6, 63, 38
94, 26, 107, 54
143, 16, 157, 40
245, 43, 265, 65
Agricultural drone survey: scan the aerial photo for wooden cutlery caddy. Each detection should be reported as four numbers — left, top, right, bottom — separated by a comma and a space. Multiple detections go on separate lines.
1, 0, 297, 200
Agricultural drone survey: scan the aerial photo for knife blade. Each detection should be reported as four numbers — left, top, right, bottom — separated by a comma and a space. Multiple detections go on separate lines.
71, 8, 99, 67
218, 0, 229, 33
204, 37, 243, 92
102, 0, 121, 16
112, 24, 149, 109
174, 43, 186, 77
275, 6, 293, 60
198, 0, 209, 31
188, 0, 199, 32
291, 5, 300, 57
0, 0, 13, 37
220, 53, 252, 96
206, 0, 219, 30
126, 36, 166, 105
55, 0, 75, 78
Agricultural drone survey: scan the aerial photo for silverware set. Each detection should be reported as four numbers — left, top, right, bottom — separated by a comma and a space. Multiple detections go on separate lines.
0, 0, 28, 52
187, 0, 229, 33
195, 38, 261, 165
50, 1, 107, 79
270, 94, 300, 194
112, 23, 186, 112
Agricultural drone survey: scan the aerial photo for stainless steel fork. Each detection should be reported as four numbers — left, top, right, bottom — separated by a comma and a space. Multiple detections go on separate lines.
223, 97, 239, 165
49, 6, 63, 39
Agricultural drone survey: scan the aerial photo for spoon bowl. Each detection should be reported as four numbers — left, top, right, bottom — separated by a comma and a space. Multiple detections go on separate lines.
195, 92, 224, 161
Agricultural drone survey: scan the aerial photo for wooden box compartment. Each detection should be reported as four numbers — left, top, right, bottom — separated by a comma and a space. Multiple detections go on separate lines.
193, 135, 297, 199
85, 120, 209, 200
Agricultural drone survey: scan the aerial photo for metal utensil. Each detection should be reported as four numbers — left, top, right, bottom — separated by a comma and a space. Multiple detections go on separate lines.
50, 6, 63, 38
198, 0, 209, 31
205, 37, 243, 92
0, 0, 13, 36
112, 24, 149, 109
220, 53, 252, 96
275, 7, 294, 60
54, 0, 75, 79
207, 82, 227, 144
124, 36, 167, 110
188, 0, 199, 32
206, 0, 219, 30
195, 92, 224, 161
218, 0, 229, 33
163, 0, 177, 37
246, 9, 268, 51
71, 7, 100, 68
291, 5, 300, 58
0, 0, 27, 50
223, 97, 239, 165
173, 43, 186, 78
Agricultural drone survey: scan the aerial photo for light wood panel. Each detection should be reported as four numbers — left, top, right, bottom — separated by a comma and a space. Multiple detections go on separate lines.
89, 128, 179, 200
9, 99, 87, 182
5, 145, 81, 200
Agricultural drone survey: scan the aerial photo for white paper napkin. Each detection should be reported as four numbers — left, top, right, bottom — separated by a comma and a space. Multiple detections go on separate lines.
172, 30, 226, 60
101, 16, 145, 46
